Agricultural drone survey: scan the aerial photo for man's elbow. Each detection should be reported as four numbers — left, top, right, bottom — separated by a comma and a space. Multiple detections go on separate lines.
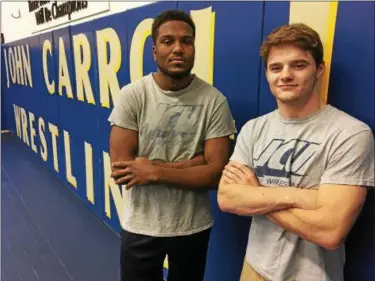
317, 231, 345, 251
217, 184, 236, 213
320, 240, 342, 251
207, 163, 227, 187
208, 173, 222, 188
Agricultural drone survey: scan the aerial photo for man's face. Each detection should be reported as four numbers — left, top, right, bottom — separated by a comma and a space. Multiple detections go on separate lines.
265, 43, 324, 104
153, 20, 195, 79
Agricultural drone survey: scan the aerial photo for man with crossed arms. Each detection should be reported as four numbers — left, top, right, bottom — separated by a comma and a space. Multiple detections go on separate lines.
218, 23, 375, 281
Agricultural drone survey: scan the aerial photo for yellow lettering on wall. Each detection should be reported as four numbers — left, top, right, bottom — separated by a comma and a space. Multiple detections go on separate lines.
20, 107, 30, 146
4, 48, 10, 88
58, 37, 74, 99
289, 1, 338, 104
73, 33, 95, 105
38, 117, 48, 162
191, 7, 216, 85
164, 256, 169, 270
63, 130, 77, 188
21, 45, 33, 87
48, 122, 60, 172
28, 111, 38, 153
14, 46, 25, 85
43, 39, 55, 94
8, 48, 17, 84
129, 18, 153, 82
13, 104, 22, 138
85, 141, 94, 204
103, 151, 125, 221
96, 28, 121, 108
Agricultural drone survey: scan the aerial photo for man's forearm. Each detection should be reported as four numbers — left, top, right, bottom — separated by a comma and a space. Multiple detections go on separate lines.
151, 160, 186, 169
110, 154, 134, 172
218, 184, 317, 216
266, 208, 337, 249
152, 163, 223, 189
151, 155, 205, 169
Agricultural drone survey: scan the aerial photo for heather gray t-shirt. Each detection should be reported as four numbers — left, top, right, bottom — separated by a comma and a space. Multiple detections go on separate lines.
109, 73, 237, 236
230, 105, 375, 281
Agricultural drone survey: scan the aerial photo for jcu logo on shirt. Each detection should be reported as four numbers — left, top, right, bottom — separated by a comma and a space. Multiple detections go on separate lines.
253, 139, 321, 187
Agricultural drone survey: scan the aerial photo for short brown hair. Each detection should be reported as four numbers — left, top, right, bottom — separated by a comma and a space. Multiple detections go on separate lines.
260, 23, 323, 68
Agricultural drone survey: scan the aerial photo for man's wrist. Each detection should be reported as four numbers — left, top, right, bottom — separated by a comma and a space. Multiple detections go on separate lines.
151, 159, 161, 166
175, 160, 189, 169
291, 188, 318, 210
150, 165, 161, 183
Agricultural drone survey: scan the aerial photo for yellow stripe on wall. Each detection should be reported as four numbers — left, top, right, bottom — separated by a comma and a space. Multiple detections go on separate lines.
289, 1, 338, 104
191, 7, 216, 85
209, 11, 216, 85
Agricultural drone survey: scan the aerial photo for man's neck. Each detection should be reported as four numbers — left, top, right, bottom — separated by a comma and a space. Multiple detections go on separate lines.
153, 71, 193, 92
277, 92, 325, 119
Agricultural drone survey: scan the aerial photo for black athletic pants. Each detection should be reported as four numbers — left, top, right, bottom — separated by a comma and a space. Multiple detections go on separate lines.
120, 228, 211, 281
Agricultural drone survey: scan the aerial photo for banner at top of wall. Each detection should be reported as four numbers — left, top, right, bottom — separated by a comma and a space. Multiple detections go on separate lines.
27, 1, 110, 33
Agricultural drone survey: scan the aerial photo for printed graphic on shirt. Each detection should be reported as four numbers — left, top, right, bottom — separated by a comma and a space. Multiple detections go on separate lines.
253, 139, 321, 187
141, 103, 204, 147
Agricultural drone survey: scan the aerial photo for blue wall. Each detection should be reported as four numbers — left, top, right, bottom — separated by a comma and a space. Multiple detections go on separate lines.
328, 3, 375, 281
1, 2, 374, 281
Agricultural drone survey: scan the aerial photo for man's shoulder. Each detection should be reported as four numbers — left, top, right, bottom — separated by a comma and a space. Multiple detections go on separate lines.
240, 110, 278, 133
326, 105, 371, 135
193, 76, 227, 100
119, 74, 151, 94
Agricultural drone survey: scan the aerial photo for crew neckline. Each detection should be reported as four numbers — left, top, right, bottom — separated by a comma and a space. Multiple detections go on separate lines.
150, 73, 197, 97
277, 104, 332, 124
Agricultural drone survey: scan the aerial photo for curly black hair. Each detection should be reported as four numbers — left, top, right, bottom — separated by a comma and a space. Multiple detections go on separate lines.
151, 10, 196, 44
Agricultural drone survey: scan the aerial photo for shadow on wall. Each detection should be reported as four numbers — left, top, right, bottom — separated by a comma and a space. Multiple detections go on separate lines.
344, 192, 375, 280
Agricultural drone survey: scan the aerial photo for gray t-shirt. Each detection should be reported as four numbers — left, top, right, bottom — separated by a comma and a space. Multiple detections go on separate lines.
230, 104, 375, 281
108, 73, 237, 236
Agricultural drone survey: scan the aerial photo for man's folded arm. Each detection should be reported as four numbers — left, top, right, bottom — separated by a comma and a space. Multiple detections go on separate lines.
153, 136, 232, 189
266, 184, 367, 250
217, 178, 318, 216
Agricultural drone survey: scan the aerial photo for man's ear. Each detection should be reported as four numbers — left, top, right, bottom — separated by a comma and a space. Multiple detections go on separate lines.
316, 61, 325, 79
264, 65, 271, 84
152, 45, 156, 61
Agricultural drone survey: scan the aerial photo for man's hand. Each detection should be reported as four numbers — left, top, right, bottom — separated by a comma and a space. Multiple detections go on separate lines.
111, 154, 207, 189
223, 162, 317, 210
111, 160, 158, 189
223, 161, 259, 186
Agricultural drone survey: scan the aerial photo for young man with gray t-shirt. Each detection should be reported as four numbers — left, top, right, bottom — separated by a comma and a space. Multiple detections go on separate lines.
218, 23, 374, 281
109, 10, 236, 281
